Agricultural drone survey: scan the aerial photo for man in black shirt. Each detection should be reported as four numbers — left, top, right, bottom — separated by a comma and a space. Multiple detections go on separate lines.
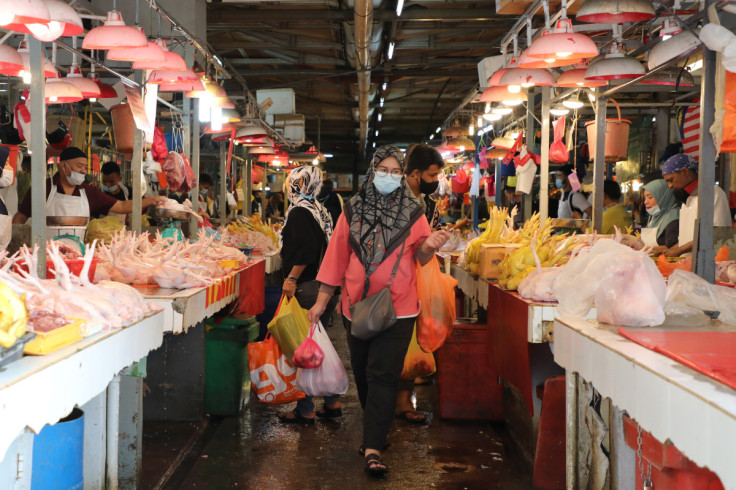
100, 161, 129, 201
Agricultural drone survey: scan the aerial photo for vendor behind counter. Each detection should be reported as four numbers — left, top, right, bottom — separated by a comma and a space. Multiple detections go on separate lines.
12, 147, 166, 234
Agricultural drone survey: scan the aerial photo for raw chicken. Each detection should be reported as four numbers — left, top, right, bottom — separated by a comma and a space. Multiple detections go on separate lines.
158, 198, 203, 222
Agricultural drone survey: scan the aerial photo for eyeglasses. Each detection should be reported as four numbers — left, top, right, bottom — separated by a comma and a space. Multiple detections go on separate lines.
375, 167, 402, 177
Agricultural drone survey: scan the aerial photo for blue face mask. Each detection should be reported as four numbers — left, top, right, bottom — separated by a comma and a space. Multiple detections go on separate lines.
648, 205, 661, 216
373, 173, 402, 195
555, 178, 564, 189
101, 184, 119, 193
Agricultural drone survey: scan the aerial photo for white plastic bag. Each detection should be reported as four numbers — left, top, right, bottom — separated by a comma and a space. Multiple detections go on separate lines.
666, 269, 736, 325
296, 322, 349, 397
552, 239, 667, 327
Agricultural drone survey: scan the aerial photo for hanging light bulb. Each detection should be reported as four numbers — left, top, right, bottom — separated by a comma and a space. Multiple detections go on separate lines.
484, 103, 491, 113
468, 123, 474, 134
492, 106, 513, 115
378, 113, 382, 122
380, 97, 384, 107
7, 0, 83, 42
375, 129, 379, 137
563, 99, 584, 109
312, 158, 319, 165
550, 106, 570, 116
484, 113, 503, 121
210, 106, 223, 131
477, 116, 483, 127
0, 0, 50, 28
507, 84, 522, 93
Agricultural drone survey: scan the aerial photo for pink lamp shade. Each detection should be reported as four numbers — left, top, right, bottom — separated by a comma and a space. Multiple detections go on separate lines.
585, 44, 645, 80
158, 79, 206, 92
147, 68, 199, 85
527, 19, 599, 65
576, 0, 656, 24
479, 85, 524, 104
518, 48, 585, 69
63, 64, 101, 98
488, 68, 510, 86
249, 146, 276, 155
0, 0, 49, 27
499, 68, 556, 89
5, 0, 82, 41
556, 68, 607, 87
639, 67, 695, 86
204, 122, 237, 135
18, 41, 58, 78
44, 79, 83, 104
82, 10, 148, 50
0, 46, 24, 77
235, 124, 269, 141
107, 40, 165, 63
88, 73, 118, 98
132, 50, 186, 71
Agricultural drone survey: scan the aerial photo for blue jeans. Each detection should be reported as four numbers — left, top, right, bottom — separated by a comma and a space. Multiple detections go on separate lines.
296, 394, 340, 416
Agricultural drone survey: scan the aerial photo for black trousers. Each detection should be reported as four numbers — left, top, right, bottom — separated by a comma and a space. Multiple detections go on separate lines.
344, 315, 415, 451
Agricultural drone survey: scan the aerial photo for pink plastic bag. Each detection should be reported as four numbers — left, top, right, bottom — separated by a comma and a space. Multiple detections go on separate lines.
162, 152, 185, 191
550, 117, 570, 163
292, 324, 324, 369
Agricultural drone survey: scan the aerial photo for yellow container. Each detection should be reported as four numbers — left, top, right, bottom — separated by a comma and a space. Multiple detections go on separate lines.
24, 319, 85, 355
218, 260, 240, 270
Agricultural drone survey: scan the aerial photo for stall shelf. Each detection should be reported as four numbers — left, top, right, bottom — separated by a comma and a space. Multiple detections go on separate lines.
0, 311, 165, 487
554, 317, 736, 489
140, 258, 266, 334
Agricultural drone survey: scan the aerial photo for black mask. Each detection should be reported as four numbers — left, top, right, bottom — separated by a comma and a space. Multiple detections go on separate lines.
673, 188, 690, 203
418, 178, 439, 195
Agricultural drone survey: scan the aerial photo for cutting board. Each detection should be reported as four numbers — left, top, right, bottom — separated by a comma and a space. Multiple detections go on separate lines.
617, 329, 736, 391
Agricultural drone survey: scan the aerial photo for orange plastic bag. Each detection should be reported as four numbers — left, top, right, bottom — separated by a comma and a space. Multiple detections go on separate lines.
657, 246, 729, 278
550, 116, 569, 164
721, 71, 736, 153
400, 326, 436, 381
416, 256, 458, 353
248, 334, 305, 405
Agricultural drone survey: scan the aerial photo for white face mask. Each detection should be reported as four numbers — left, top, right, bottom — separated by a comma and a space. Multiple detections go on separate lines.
63, 162, 86, 186
648, 205, 661, 216
102, 184, 119, 193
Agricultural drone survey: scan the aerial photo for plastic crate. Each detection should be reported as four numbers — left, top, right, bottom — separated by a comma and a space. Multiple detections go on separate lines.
24, 319, 85, 355
0, 332, 37, 368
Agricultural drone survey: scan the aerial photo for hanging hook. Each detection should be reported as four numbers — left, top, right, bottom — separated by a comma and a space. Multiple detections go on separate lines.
135, 0, 140, 26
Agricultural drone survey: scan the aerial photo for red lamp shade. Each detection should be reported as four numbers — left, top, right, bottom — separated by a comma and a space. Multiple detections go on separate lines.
44, 79, 83, 104
82, 10, 148, 50
556, 68, 607, 87
0, 45, 24, 77
107, 40, 165, 63
18, 40, 58, 79
518, 48, 585, 69
526, 19, 599, 66
147, 68, 199, 85
158, 80, 206, 92
63, 64, 101, 99
488, 68, 510, 86
234, 124, 269, 141
0, 0, 50, 28
88, 73, 118, 98
132, 42, 186, 70
499, 68, 556, 89
5, 0, 83, 41
479, 85, 524, 105
576, 0, 656, 24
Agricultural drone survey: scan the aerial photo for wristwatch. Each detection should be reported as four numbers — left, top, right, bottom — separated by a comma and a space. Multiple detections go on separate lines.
287, 275, 298, 282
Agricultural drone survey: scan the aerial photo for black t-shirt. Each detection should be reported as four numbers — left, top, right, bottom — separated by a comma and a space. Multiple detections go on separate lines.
658, 220, 680, 248
280, 207, 327, 284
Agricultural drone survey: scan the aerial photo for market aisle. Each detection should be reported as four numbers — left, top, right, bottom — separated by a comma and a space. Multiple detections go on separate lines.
172, 318, 534, 489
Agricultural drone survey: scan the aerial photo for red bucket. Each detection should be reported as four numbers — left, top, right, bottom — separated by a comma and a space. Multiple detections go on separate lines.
14, 258, 98, 283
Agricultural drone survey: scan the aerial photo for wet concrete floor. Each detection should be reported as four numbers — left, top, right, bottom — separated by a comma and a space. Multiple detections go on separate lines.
143, 319, 535, 489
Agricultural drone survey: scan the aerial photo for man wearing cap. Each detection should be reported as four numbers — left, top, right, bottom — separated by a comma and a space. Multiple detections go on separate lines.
661, 153, 732, 257
12, 147, 166, 231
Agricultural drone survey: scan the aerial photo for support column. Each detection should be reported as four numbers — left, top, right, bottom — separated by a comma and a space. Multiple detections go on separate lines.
695, 42, 717, 282
106, 375, 121, 489
540, 87, 551, 220
190, 98, 200, 234
524, 89, 536, 220
219, 142, 227, 225
131, 128, 143, 234
495, 160, 502, 207
245, 155, 252, 216
592, 96, 607, 232
28, 37, 46, 277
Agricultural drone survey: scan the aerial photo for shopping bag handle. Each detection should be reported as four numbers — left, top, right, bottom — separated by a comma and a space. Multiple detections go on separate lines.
274, 294, 289, 316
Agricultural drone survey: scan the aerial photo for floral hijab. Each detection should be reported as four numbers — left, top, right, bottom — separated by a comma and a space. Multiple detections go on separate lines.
280, 166, 333, 248
344, 145, 423, 280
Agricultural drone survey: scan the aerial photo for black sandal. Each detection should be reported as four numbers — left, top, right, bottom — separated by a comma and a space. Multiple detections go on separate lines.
358, 443, 391, 456
277, 409, 315, 425
395, 410, 427, 424
315, 406, 343, 418
364, 453, 388, 476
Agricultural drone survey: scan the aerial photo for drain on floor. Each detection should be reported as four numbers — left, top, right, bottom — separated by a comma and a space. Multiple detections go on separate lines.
434, 462, 474, 473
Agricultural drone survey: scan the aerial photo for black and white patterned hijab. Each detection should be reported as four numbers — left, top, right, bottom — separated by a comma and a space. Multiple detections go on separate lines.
344, 145, 423, 279
281, 166, 333, 248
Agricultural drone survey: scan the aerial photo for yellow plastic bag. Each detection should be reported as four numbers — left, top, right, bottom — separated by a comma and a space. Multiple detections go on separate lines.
85, 216, 124, 244
400, 325, 436, 381
267, 295, 310, 360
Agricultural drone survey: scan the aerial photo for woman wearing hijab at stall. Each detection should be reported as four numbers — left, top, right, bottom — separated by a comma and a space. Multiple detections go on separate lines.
641, 179, 680, 250
278, 165, 342, 424
308, 145, 450, 476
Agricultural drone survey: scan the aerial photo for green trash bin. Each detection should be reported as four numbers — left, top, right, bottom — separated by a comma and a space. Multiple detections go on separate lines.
205, 316, 260, 416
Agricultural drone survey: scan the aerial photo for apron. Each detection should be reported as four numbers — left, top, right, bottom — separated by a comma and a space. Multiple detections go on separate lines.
46, 184, 90, 241
640, 227, 659, 247
678, 195, 698, 246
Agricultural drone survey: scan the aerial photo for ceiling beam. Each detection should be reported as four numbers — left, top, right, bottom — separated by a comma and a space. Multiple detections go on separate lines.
207, 8, 508, 25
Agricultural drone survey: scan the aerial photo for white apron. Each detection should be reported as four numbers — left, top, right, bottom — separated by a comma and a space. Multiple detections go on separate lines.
45, 184, 90, 241
0, 213, 10, 251
107, 184, 129, 224
678, 195, 698, 246
640, 227, 659, 247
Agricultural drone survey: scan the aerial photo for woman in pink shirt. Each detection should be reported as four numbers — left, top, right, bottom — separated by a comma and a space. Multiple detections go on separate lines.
308, 145, 449, 476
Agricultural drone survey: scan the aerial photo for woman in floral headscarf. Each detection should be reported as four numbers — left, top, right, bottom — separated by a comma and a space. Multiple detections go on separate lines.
308, 145, 450, 476
278, 165, 341, 425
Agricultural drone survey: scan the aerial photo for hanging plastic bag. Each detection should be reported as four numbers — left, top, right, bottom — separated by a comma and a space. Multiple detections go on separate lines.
152, 127, 168, 161
179, 155, 197, 193
292, 323, 325, 369
162, 151, 185, 191
720, 71, 736, 152
401, 325, 437, 380
416, 256, 458, 353
248, 334, 306, 405
296, 322, 349, 397
549, 116, 570, 163
267, 295, 311, 360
